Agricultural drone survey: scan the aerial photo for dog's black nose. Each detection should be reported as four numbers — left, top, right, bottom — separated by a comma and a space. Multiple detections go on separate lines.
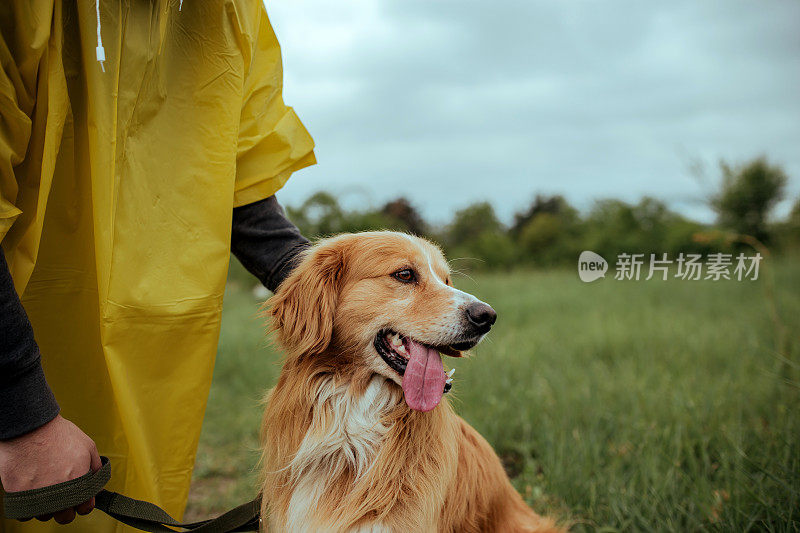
465, 302, 497, 333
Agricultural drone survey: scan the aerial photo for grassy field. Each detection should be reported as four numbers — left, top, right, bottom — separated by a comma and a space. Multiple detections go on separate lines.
186, 257, 800, 531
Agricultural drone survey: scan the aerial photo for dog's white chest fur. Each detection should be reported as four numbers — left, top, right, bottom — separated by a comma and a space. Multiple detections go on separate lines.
279, 376, 397, 532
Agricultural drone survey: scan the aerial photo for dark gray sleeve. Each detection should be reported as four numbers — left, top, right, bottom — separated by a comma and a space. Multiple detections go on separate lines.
0, 252, 60, 440
231, 195, 309, 293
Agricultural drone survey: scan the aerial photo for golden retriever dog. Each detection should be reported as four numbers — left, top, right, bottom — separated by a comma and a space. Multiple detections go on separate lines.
259, 232, 562, 532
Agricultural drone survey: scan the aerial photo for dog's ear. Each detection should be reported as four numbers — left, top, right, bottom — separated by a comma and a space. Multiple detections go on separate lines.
268, 243, 344, 357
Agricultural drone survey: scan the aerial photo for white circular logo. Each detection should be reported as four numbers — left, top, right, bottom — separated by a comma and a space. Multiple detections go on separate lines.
578, 251, 608, 282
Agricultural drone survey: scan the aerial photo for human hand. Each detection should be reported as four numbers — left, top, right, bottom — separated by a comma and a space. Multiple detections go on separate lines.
0, 415, 101, 524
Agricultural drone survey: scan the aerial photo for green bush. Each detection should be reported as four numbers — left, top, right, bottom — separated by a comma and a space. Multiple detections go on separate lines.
449, 231, 517, 271
518, 213, 582, 266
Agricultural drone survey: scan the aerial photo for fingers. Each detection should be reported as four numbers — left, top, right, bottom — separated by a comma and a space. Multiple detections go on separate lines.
59, 439, 98, 521
76, 497, 95, 515
30, 501, 89, 524
53, 508, 76, 524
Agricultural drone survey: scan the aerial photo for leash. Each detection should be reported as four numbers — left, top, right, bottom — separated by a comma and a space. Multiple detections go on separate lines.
2, 457, 261, 532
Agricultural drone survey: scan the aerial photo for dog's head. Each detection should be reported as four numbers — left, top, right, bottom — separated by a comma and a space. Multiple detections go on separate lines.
269, 232, 496, 412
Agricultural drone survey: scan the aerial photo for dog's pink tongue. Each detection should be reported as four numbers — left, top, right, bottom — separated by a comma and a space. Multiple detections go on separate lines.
402, 340, 447, 412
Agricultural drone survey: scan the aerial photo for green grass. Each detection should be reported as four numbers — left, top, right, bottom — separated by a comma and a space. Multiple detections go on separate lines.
187, 257, 800, 531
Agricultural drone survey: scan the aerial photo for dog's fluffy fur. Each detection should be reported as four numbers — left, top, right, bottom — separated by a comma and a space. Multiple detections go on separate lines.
259, 232, 561, 532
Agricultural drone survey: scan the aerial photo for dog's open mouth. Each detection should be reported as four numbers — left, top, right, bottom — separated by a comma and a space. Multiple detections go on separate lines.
374, 330, 478, 412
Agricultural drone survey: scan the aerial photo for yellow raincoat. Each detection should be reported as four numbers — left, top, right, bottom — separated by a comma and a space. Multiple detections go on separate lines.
0, 1, 314, 531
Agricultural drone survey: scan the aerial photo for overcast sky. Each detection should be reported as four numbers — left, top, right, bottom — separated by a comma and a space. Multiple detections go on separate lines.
266, 0, 800, 225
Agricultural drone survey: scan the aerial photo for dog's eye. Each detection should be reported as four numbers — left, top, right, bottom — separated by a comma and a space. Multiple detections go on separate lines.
392, 269, 416, 283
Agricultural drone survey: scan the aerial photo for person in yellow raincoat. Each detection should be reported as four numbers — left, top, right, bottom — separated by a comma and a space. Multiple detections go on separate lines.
0, 1, 315, 531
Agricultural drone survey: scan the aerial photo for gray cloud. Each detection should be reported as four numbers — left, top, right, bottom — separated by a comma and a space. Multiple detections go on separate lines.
267, 0, 800, 224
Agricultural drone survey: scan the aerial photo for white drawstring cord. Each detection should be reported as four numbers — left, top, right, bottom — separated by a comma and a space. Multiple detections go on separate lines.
95, 0, 183, 71
95, 0, 105, 72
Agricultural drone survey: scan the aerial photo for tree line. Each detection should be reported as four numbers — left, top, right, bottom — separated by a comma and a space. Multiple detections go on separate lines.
283, 157, 799, 271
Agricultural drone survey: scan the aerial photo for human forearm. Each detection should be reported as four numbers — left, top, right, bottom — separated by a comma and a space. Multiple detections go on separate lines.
0, 251, 60, 440
231, 195, 309, 293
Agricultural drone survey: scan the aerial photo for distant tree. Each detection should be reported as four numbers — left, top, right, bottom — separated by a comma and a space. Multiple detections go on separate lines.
581, 199, 638, 260
285, 191, 344, 237
511, 194, 576, 236
520, 213, 561, 251
462, 231, 516, 270
446, 202, 504, 248
711, 157, 787, 244
788, 198, 800, 236
381, 197, 428, 236
518, 213, 580, 266
512, 195, 581, 265
790, 198, 800, 223
443, 202, 514, 270
774, 196, 800, 250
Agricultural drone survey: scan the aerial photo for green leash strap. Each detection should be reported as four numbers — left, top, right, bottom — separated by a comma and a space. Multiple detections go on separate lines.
3, 457, 261, 532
